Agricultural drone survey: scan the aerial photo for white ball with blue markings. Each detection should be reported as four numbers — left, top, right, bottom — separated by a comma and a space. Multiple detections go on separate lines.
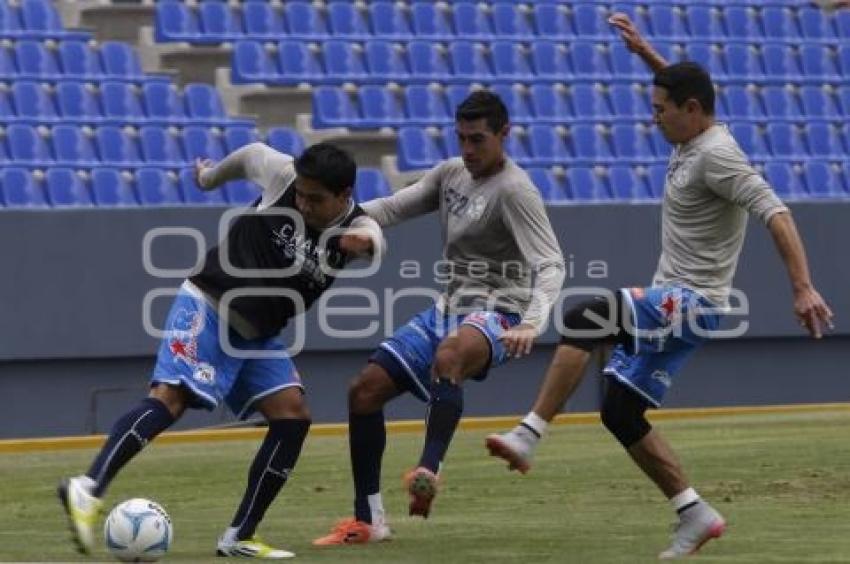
104, 498, 173, 562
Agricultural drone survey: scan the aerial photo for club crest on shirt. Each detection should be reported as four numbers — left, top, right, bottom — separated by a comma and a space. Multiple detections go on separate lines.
667, 156, 697, 190
467, 196, 487, 220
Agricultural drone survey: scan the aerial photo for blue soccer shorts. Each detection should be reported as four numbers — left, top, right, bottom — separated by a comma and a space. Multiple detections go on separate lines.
371, 305, 522, 402
151, 282, 302, 419
603, 286, 722, 407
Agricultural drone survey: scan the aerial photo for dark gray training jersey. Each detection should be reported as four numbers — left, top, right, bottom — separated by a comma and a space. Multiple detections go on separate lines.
363, 157, 565, 333
654, 124, 788, 307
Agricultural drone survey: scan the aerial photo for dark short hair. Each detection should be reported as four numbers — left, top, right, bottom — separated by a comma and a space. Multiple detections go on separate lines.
653, 62, 715, 115
294, 142, 356, 195
455, 90, 509, 133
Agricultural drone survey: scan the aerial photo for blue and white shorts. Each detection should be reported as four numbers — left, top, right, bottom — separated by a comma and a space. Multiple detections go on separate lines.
151, 282, 302, 419
371, 305, 522, 402
604, 286, 721, 407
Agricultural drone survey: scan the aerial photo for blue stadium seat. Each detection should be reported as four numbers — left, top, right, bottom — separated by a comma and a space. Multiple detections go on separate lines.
100, 81, 145, 123
573, 4, 613, 39
445, 84, 472, 115
20, 0, 68, 38
182, 126, 224, 161
97, 125, 142, 166
0, 3, 23, 38
56, 82, 102, 124
839, 85, 850, 116
492, 3, 533, 39
724, 44, 764, 82
723, 7, 761, 41
839, 45, 850, 78
328, 2, 371, 40
527, 125, 570, 167
611, 3, 651, 35
224, 180, 261, 205
15, 40, 60, 80
284, 2, 328, 39
100, 42, 143, 78
359, 85, 404, 128
685, 6, 724, 40
504, 127, 531, 165
6, 123, 53, 165
610, 44, 648, 82
530, 84, 571, 123
179, 168, 227, 205
46, 168, 92, 207
684, 43, 724, 79
441, 125, 459, 158
761, 7, 799, 40
572, 124, 613, 164
611, 123, 655, 163
242, 2, 283, 40
139, 125, 184, 167
0, 86, 12, 124
527, 168, 568, 202
609, 84, 650, 118
223, 126, 258, 153
53, 125, 98, 167
805, 123, 844, 159
650, 128, 672, 159
0, 44, 15, 79
405, 85, 451, 125
323, 41, 368, 83
449, 41, 492, 82
354, 168, 392, 203
397, 127, 443, 171
59, 40, 104, 80
721, 85, 763, 120
232, 41, 276, 84
408, 41, 451, 82
452, 2, 493, 39
800, 85, 840, 119
411, 2, 453, 40
647, 5, 688, 40
762, 86, 802, 119
135, 168, 182, 206
799, 45, 840, 83
764, 162, 802, 199
91, 168, 138, 207
608, 165, 652, 200
312, 87, 359, 129
570, 41, 611, 80
366, 41, 410, 83
369, 2, 412, 39
143, 82, 185, 124
533, 4, 572, 40
12, 81, 58, 123
837, 10, 850, 41
0, 167, 46, 207
266, 127, 305, 157
566, 166, 609, 201
729, 123, 769, 158
766, 123, 806, 158
277, 41, 324, 85
798, 7, 837, 41
803, 161, 844, 199
531, 41, 571, 81
492, 42, 533, 82
648, 164, 668, 198
199, 2, 241, 43
571, 83, 611, 119
184, 83, 233, 124
491, 84, 531, 123
155, 2, 199, 43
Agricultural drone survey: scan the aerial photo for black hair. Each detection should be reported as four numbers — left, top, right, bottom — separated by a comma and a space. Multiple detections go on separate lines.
294, 143, 356, 195
653, 62, 715, 115
455, 90, 510, 133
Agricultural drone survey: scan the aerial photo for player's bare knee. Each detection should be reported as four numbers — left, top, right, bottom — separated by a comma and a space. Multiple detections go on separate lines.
433, 344, 464, 381
257, 387, 311, 420
348, 364, 393, 414
148, 383, 188, 419
600, 383, 652, 448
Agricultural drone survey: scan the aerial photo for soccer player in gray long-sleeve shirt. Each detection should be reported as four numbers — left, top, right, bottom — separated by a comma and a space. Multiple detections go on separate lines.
486, 14, 834, 560
314, 92, 565, 546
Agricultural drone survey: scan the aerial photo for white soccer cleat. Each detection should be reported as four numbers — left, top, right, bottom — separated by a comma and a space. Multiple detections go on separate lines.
216, 535, 295, 559
485, 428, 536, 474
658, 501, 726, 559
57, 476, 103, 555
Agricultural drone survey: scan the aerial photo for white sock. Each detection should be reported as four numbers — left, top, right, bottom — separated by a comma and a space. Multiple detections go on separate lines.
519, 412, 548, 440
220, 526, 239, 545
669, 487, 700, 513
367, 493, 385, 527
76, 475, 97, 493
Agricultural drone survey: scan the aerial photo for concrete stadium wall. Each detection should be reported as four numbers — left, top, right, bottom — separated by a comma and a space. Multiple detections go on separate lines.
0, 203, 847, 438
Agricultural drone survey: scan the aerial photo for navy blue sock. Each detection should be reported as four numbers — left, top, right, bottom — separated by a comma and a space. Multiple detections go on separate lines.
231, 418, 310, 540
87, 397, 175, 497
418, 379, 463, 473
350, 411, 386, 524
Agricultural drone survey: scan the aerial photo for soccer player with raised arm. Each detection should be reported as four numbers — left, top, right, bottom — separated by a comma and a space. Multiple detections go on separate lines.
59, 142, 384, 559
313, 91, 566, 545
485, 14, 834, 560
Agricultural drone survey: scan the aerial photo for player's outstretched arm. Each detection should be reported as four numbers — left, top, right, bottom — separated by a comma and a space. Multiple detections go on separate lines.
767, 212, 834, 338
195, 143, 290, 192
608, 13, 669, 73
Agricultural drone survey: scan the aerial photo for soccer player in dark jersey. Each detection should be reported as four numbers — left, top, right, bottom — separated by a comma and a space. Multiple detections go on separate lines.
58, 142, 384, 559
485, 14, 834, 559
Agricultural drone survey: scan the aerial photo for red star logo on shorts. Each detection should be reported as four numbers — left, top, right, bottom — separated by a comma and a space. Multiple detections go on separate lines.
170, 339, 188, 359
659, 294, 679, 322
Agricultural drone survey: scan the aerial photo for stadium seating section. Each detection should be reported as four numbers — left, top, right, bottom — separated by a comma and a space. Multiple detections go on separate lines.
0, 0, 847, 206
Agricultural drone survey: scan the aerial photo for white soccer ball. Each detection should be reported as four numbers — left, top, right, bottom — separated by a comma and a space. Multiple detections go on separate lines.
104, 498, 173, 562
